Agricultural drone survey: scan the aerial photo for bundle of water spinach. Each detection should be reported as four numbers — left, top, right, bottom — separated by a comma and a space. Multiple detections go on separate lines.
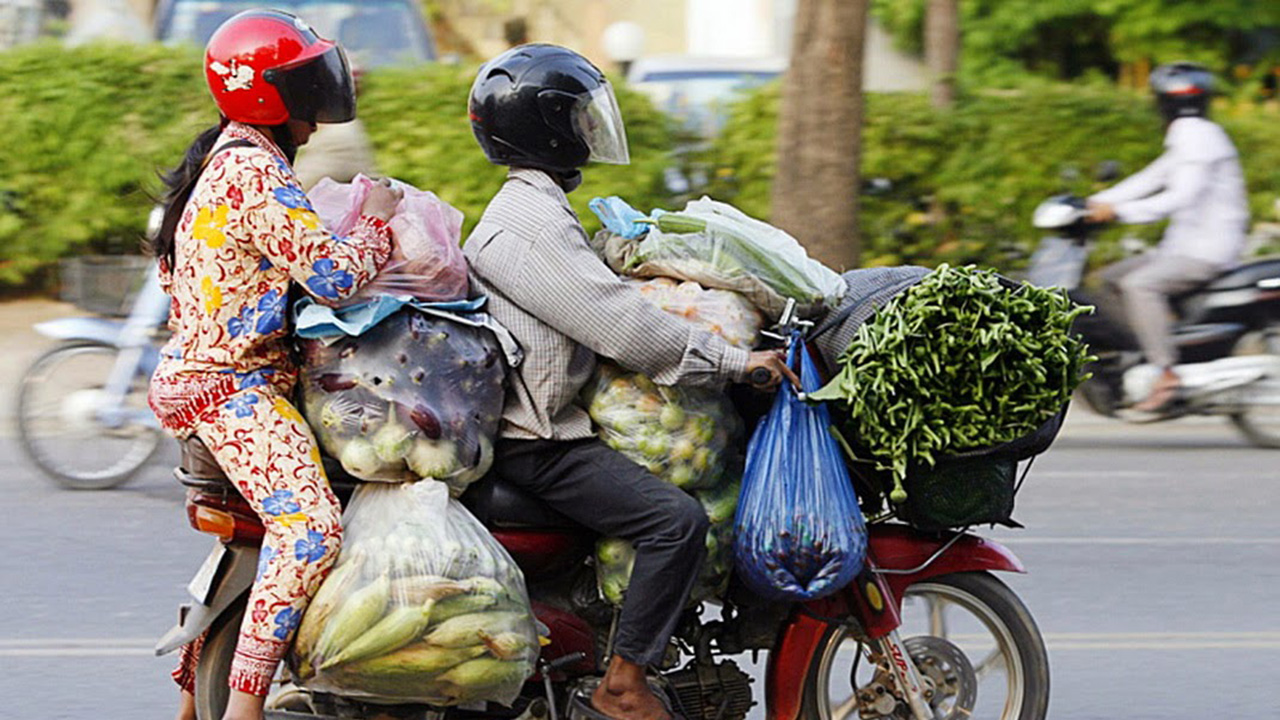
810, 264, 1094, 502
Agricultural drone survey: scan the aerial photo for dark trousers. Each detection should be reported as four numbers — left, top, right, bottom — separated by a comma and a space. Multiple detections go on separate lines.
494, 438, 710, 667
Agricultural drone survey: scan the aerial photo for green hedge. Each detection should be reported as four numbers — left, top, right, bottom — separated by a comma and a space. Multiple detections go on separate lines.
0, 43, 674, 290
706, 82, 1280, 269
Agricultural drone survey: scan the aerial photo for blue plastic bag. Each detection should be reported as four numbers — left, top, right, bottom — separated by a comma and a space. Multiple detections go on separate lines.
733, 338, 868, 601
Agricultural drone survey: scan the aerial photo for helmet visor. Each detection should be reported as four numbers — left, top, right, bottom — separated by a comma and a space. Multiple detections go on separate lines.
269, 44, 357, 124
573, 84, 630, 165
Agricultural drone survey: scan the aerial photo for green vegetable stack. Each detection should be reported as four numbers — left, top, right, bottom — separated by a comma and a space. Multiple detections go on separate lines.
583, 277, 761, 605
291, 481, 538, 706
811, 264, 1093, 503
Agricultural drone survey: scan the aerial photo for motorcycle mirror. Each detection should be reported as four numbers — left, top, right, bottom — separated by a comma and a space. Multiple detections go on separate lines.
145, 204, 164, 242
1095, 160, 1123, 183
1032, 195, 1088, 229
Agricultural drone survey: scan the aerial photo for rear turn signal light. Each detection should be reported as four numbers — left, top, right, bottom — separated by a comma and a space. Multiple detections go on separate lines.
192, 505, 236, 542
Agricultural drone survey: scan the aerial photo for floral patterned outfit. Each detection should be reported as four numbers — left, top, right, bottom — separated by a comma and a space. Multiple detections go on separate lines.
149, 122, 391, 696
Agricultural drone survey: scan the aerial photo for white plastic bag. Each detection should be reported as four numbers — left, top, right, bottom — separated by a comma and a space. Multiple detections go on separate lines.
291, 481, 538, 707
308, 174, 469, 303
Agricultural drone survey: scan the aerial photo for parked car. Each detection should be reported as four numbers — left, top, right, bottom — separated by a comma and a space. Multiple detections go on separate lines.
154, 0, 437, 68
627, 54, 785, 140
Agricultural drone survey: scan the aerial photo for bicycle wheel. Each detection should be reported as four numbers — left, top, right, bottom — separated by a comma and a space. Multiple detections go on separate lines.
16, 342, 159, 489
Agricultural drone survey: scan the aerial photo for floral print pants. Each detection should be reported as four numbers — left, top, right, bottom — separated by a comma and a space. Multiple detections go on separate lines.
173, 387, 342, 697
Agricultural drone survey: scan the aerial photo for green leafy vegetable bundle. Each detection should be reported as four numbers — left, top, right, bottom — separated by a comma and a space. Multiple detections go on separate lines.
811, 265, 1093, 502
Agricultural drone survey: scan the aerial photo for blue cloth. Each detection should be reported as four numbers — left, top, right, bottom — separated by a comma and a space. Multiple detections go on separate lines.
589, 196, 651, 239
293, 295, 524, 368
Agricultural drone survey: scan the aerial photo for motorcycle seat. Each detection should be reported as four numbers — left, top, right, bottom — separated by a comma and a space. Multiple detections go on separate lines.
175, 438, 361, 496
460, 475, 581, 531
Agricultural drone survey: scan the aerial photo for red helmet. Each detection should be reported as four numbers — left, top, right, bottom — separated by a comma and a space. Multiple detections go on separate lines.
204, 9, 356, 125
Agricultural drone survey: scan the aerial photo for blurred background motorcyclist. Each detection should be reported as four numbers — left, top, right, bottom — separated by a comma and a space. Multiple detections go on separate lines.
1086, 61, 1249, 412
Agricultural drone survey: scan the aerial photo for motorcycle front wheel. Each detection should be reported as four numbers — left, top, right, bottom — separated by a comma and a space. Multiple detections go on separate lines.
802, 571, 1049, 720
16, 341, 159, 489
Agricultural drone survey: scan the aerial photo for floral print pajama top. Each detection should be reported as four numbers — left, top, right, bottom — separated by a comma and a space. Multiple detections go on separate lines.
150, 122, 390, 696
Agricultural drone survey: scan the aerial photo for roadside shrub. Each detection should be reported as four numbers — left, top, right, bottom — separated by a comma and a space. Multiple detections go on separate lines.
0, 44, 674, 291
705, 82, 1280, 270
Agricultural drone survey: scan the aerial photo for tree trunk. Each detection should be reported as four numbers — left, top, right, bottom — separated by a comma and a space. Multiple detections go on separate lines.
770, 0, 868, 272
925, 0, 959, 108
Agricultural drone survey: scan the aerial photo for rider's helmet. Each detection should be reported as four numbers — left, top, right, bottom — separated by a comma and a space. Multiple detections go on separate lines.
204, 9, 356, 126
1150, 62, 1214, 125
468, 43, 630, 175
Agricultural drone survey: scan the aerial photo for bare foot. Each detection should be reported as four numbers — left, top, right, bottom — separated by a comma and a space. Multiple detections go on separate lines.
175, 690, 197, 720
591, 655, 670, 720
221, 688, 266, 720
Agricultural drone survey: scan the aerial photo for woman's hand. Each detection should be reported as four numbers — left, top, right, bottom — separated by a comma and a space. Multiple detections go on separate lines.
745, 350, 801, 390
361, 178, 403, 221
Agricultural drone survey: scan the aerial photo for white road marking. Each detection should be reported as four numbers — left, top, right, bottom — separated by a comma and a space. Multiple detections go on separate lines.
1000, 536, 1280, 545
0, 638, 156, 657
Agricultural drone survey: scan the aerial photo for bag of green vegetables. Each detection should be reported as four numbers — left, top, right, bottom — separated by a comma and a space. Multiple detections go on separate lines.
583, 277, 760, 604
290, 480, 538, 706
591, 197, 846, 321
810, 264, 1093, 521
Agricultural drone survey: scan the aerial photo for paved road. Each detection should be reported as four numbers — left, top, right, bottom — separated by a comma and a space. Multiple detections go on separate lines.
1, 411, 1277, 719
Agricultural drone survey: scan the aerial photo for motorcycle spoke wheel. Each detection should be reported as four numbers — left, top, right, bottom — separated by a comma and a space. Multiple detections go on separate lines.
16, 343, 158, 489
1228, 330, 1280, 448
803, 572, 1049, 720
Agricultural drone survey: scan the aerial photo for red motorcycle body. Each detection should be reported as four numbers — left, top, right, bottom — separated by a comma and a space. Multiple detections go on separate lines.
185, 483, 1024, 719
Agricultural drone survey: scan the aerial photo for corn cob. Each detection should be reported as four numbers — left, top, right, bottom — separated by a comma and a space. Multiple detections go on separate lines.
320, 600, 435, 669
293, 560, 359, 664
436, 658, 529, 700
478, 630, 533, 661
389, 575, 469, 605
341, 642, 487, 677
428, 593, 500, 626
424, 611, 526, 648
314, 573, 390, 662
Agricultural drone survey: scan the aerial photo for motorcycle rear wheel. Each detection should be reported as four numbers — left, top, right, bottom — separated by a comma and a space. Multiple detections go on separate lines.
801, 571, 1049, 720
16, 341, 158, 489
194, 599, 244, 720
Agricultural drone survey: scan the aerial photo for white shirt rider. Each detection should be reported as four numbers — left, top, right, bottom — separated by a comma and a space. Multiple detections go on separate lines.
1090, 116, 1249, 268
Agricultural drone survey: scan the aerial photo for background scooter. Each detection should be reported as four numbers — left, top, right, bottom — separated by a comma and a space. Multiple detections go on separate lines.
1028, 194, 1280, 445
16, 209, 168, 489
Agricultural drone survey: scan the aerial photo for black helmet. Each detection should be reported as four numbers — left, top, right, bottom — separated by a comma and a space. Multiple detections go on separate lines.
468, 43, 630, 175
1150, 62, 1214, 124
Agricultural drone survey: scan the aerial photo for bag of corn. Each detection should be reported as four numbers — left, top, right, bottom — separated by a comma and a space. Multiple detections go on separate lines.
290, 481, 537, 707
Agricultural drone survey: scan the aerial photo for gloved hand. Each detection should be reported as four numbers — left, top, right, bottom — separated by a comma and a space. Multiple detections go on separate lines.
589, 196, 650, 240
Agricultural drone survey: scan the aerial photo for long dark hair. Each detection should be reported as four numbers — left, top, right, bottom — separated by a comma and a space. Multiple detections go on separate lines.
151, 122, 298, 270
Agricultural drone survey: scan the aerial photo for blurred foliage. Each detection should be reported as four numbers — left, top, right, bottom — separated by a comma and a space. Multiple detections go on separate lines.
0, 43, 674, 290
0, 42, 210, 288
872, 0, 1280, 86
704, 81, 1280, 270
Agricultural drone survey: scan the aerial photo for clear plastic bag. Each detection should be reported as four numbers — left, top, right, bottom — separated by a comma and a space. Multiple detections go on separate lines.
733, 339, 868, 601
593, 197, 847, 320
308, 174, 469, 303
291, 481, 538, 707
583, 278, 757, 604
298, 308, 504, 491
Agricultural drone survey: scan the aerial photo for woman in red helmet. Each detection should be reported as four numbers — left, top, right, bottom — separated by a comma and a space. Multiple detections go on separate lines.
147, 10, 400, 720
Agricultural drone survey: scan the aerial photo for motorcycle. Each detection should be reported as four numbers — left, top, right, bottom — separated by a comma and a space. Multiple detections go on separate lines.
1029, 195, 1280, 445
157, 344, 1051, 720
17, 251, 168, 489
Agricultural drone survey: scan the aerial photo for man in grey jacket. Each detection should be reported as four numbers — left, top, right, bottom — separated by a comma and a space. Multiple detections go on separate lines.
463, 45, 790, 720
1087, 62, 1249, 412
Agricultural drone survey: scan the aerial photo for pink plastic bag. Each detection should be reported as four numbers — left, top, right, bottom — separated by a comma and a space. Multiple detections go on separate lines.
309, 174, 469, 303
